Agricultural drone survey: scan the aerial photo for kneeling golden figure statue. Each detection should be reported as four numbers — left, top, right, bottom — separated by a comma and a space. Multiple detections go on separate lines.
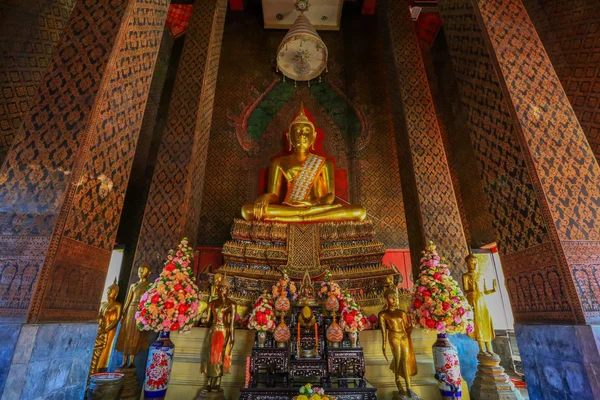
200, 276, 237, 394
379, 287, 418, 399
241, 103, 366, 222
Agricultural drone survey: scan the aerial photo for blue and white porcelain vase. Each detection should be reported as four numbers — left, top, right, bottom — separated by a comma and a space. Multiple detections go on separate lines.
143, 331, 175, 399
432, 333, 462, 399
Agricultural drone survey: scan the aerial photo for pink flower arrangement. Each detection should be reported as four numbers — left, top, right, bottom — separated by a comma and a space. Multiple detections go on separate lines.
272, 272, 298, 301
136, 238, 201, 333
317, 269, 342, 300
410, 241, 474, 335
338, 291, 367, 333
247, 293, 276, 332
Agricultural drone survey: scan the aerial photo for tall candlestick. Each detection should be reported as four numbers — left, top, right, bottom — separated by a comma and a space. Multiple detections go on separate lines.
314, 322, 318, 349
297, 322, 301, 352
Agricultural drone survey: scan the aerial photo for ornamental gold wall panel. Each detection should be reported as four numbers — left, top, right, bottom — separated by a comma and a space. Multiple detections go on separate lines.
523, 0, 600, 162
474, 0, 600, 324
381, 0, 468, 273
133, 0, 227, 277
441, 0, 600, 324
0, 0, 169, 322
0, 0, 76, 163
439, 0, 571, 323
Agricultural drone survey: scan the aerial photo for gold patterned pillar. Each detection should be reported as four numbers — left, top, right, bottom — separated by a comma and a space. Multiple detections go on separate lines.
0, 0, 169, 397
132, 0, 228, 278
380, 0, 469, 274
0, 0, 77, 163
440, 0, 600, 397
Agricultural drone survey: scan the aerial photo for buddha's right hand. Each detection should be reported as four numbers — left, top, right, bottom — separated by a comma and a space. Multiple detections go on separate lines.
253, 196, 270, 220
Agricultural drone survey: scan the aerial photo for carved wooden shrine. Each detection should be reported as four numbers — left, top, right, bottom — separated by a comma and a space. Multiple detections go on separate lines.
239, 305, 377, 400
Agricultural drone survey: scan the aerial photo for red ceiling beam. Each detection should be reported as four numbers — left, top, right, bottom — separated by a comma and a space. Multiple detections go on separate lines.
361, 0, 376, 15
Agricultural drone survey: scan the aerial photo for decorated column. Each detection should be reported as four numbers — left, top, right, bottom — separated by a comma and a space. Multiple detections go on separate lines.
0, 0, 169, 397
440, 0, 600, 398
0, 0, 76, 163
379, 0, 469, 274
132, 0, 228, 277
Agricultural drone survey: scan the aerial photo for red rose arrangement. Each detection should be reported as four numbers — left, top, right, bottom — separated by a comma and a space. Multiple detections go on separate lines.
136, 238, 201, 333
248, 293, 276, 332
410, 241, 474, 334
338, 291, 367, 333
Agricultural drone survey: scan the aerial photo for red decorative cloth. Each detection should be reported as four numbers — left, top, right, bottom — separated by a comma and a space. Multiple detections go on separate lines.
166, 5, 192, 38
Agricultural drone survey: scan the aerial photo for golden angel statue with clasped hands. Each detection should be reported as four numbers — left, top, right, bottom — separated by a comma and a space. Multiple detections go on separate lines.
241, 102, 366, 222
463, 253, 497, 354
379, 287, 418, 398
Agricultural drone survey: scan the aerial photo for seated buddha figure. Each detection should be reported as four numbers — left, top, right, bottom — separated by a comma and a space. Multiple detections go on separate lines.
241, 103, 367, 223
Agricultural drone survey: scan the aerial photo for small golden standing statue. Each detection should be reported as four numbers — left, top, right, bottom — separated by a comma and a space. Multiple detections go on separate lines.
115, 264, 152, 367
379, 287, 418, 399
200, 276, 237, 394
89, 279, 122, 374
462, 253, 497, 354
241, 102, 366, 222
463, 253, 523, 400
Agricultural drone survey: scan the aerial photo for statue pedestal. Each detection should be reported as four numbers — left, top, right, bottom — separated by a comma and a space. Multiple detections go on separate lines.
470, 353, 523, 400
115, 367, 140, 400
195, 389, 226, 400
393, 390, 423, 399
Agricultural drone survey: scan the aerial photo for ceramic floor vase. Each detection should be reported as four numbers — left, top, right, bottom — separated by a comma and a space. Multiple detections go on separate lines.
432, 333, 462, 399
143, 331, 175, 399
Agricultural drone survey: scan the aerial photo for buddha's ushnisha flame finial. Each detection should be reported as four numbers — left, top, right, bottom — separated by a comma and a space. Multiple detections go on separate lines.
289, 102, 315, 131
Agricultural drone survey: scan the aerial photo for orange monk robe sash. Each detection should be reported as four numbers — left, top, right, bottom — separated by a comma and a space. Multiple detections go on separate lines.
284, 154, 326, 203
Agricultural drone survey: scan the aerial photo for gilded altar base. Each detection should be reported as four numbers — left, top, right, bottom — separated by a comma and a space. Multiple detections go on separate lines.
470, 353, 523, 400
219, 219, 394, 311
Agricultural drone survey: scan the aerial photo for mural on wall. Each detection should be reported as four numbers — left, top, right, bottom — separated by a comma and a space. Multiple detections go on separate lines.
198, 7, 409, 249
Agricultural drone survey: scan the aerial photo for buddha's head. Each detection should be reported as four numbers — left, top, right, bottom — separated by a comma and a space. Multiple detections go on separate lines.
138, 264, 151, 280
287, 103, 316, 152
383, 287, 398, 310
465, 253, 478, 273
106, 278, 119, 301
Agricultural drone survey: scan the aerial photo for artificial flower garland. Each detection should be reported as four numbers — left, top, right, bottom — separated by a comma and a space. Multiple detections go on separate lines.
410, 241, 474, 334
247, 292, 276, 332
338, 291, 367, 333
136, 238, 201, 333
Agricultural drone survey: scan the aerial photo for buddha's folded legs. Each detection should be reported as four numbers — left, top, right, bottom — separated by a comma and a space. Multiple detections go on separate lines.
241, 203, 366, 222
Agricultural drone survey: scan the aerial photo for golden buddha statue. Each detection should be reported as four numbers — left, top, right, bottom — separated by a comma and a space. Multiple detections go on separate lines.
463, 253, 497, 354
89, 279, 122, 374
241, 103, 366, 222
297, 270, 317, 306
201, 276, 237, 392
115, 264, 152, 368
379, 287, 417, 397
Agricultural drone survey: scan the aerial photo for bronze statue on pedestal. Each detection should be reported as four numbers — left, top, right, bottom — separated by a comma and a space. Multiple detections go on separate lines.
89, 279, 122, 374
378, 287, 418, 399
200, 276, 236, 395
115, 264, 152, 368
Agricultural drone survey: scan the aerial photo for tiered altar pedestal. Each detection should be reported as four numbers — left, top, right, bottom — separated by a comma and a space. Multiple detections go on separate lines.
166, 328, 470, 400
